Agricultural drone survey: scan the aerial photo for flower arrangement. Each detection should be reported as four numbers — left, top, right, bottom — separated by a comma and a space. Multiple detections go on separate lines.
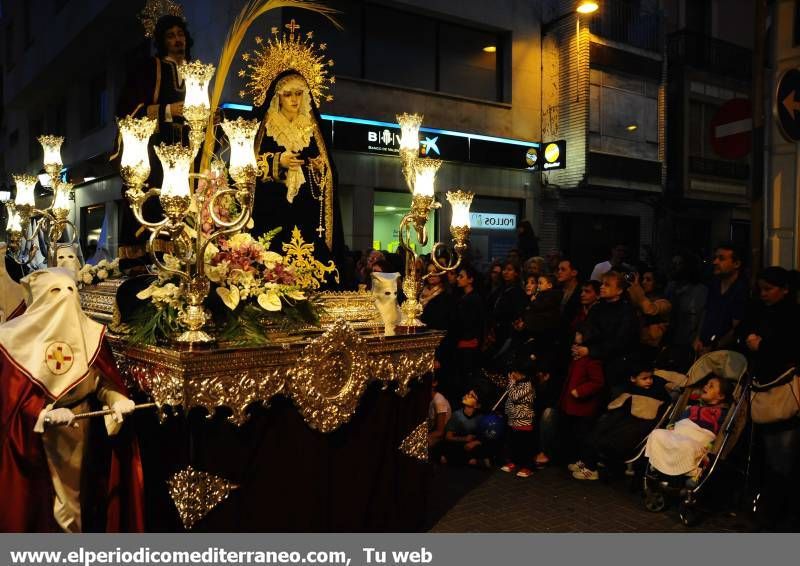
78, 259, 122, 286
196, 167, 239, 234
127, 226, 338, 346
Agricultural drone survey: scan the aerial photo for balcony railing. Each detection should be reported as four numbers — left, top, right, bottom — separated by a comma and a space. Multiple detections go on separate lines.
588, 0, 663, 52
667, 30, 752, 82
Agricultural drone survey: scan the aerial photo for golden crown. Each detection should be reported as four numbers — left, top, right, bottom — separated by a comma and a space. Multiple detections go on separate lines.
139, 0, 185, 38
239, 19, 335, 107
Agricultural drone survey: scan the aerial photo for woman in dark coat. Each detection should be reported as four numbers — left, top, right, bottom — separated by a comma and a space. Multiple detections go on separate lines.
488, 261, 528, 368
421, 261, 457, 396
738, 267, 800, 530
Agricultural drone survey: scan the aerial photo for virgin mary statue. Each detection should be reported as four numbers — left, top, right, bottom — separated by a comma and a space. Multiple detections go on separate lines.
244, 22, 343, 268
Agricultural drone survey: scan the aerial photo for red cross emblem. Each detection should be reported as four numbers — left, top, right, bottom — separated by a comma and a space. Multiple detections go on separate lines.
45, 342, 74, 375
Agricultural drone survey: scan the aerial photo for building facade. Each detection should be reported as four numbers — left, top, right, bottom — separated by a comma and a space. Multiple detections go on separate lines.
662, 0, 755, 264
539, 0, 666, 276
2, 0, 678, 276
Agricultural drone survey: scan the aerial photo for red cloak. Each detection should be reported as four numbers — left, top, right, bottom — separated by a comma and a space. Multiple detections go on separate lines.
0, 340, 144, 532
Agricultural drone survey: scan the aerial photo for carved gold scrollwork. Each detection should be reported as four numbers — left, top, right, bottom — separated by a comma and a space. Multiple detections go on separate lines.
286, 319, 371, 433
399, 421, 429, 462
167, 466, 238, 530
109, 324, 444, 433
187, 369, 285, 425
371, 350, 435, 397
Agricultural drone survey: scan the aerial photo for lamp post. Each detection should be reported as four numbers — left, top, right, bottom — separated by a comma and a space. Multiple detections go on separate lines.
119, 60, 260, 344
179, 60, 215, 155
3, 135, 78, 268
394, 113, 474, 330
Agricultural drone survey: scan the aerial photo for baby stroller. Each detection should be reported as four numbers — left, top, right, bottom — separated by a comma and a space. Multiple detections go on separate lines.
631, 350, 749, 526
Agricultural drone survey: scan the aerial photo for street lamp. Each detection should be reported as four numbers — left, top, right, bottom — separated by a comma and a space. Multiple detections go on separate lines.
540, 0, 601, 142
542, 1, 599, 35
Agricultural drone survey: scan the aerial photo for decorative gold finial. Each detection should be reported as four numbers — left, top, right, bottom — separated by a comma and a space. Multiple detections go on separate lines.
139, 0, 185, 39
285, 19, 301, 39
240, 19, 335, 107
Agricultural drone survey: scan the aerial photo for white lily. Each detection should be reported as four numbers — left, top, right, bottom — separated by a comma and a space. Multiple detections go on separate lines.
286, 289, 306, 301
216, 285, 241, 310
257, 289, 282, 312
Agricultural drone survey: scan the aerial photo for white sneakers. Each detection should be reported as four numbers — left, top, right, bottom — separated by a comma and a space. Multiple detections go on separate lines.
572, 467, 600, 481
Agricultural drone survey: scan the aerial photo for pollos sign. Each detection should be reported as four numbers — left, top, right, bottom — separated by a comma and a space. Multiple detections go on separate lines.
469, 212, 517, 231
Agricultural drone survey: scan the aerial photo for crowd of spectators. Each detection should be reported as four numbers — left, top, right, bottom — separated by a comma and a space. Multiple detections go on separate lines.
348, 238, 799, 531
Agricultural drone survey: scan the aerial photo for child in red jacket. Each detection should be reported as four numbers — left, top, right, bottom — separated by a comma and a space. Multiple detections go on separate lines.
537, 332, 605, 468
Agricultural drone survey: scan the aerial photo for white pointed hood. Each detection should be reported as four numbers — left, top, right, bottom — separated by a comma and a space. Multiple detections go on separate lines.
0, 243, 25, 323
0, 268, 104, 400
55, 243, 83, 281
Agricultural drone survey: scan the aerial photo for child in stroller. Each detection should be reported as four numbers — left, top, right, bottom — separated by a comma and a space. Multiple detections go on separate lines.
645, 375, 731, 485
634, 350, 749, 524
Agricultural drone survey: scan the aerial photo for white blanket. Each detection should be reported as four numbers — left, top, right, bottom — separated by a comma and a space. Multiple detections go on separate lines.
645, 418, 716, 476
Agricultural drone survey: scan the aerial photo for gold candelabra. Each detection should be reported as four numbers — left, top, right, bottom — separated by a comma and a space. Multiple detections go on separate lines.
119, 58, 261, 344
395, 113, 474, 330
2, 135, 77, 268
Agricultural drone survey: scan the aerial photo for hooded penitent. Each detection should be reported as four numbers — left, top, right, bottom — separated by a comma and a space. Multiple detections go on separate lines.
0, 243, 25, 322
0, 268, 144, 533
0, 268, 103, 398
55, 243, 83, 282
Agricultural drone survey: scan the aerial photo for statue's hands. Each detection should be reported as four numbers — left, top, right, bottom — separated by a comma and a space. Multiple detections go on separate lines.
111, 399, 136, 423
44, 408, 76, 428
170, 101, 184, 118
279, 151, 305, 169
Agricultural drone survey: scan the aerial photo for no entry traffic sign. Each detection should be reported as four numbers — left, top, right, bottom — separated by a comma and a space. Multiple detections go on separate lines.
710, 99, 752, 160
776, 68, 800, 142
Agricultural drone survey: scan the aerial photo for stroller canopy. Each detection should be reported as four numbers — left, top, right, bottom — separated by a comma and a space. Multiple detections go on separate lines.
685, 350, 747, 386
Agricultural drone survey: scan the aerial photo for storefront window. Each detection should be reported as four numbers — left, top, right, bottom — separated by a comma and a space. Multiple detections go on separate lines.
373, 191, 434, 254
80, 204, 105, 259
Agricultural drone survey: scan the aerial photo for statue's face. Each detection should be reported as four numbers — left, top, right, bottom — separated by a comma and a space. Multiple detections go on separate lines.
276, 76, 307, 118
163, 25, 186, 60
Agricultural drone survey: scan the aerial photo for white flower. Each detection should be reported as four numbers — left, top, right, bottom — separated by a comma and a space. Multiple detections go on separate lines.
285, 289, 306, 301
136, 286, 155, 300
203, 241, 220, 263
228, 233, 255, 250
163, 254, 182, 271
82, 272, 94, 285
262, 251, 283, 269
96, 259, 109, 269
257, 289, 282, 311
97, 269, 109, 280
216, 285, 240, 310
205, 262, 229, 283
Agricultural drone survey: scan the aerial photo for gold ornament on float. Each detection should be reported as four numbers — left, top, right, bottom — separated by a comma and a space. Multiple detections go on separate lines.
167, 466, 238, 530
239, 19, 335, 107
399, 421, 429, 462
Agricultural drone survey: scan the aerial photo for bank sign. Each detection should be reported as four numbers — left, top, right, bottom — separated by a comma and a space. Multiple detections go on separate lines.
321, 115, 541, 171
469, 212, 517, 231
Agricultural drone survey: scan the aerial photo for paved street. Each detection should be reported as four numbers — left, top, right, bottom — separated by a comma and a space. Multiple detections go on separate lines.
428, 464, 756, 532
